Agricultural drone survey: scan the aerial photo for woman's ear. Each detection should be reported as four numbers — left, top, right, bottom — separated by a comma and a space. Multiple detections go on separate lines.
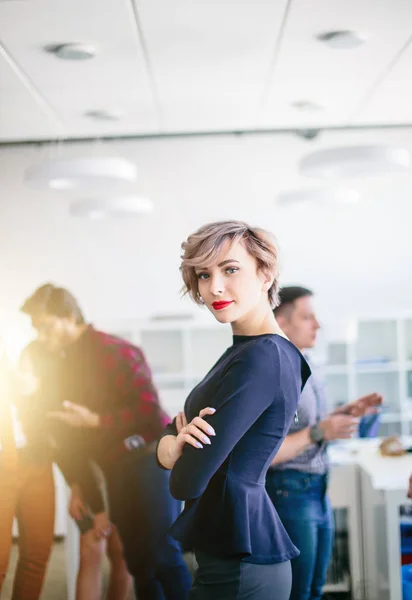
260, 268, 275, 291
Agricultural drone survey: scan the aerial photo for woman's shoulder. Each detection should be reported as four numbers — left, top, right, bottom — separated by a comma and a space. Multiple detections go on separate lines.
228, 335, 283, 374
270, 335, 311, 388
234, 335, 311, 387
234, 334, 300, 361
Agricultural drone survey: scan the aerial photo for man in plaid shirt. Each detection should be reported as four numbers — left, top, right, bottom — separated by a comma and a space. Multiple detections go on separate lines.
22, 285, 191, 600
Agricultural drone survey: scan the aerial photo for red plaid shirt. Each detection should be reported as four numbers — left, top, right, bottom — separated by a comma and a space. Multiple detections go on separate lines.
98, 329, 170, 431
60, 326, 171, 460
19, 329, 171, 513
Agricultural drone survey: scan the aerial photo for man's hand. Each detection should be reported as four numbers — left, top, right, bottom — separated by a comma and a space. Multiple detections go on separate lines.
93, 511, 112, 540
333, 393, 382, 418
318, 414, 360, 441
69, 485, 87, 521
47, 401, 100, 428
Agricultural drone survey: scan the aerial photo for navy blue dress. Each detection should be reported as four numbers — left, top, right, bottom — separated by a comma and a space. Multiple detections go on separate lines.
159, 333, 311, 565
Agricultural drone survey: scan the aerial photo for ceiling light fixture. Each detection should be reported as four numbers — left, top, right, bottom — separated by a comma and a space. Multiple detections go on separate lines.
45, 42, 98, 60
48, 178, 76, 190
69, 196, 154, 219
277, 188, 360, 206
291, 100, 323, 112
315, 30, 366, 49
84, 109, 124, 121
299, 145, 410, 178
25, 157, 138, 190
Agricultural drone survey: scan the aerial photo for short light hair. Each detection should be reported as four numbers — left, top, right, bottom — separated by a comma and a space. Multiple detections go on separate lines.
180, 220, 280, 307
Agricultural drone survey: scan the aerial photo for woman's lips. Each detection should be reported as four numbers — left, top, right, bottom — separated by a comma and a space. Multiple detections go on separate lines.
212, 301, 234, 311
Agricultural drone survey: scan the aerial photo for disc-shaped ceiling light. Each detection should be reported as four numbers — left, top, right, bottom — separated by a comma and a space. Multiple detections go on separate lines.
84, 109, 124, 121
45, 42, 98, 60
25, 157, 138, 190
277, 188, 360, 206
69, 195, 153, 219
315, 30, 366, 49
291, 100, 324, 112
299, 145, 410, 178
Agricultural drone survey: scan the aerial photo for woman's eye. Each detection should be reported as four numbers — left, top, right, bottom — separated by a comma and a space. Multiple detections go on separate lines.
226, 267, 238, 275
197, 273, 209, 280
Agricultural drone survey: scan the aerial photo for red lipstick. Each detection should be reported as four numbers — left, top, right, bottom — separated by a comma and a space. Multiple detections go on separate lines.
212, 301, 233, 311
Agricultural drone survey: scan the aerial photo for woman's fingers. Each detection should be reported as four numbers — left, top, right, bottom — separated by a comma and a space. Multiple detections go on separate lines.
177, 422, 214, 447
182, 423, 209, 445
176, 407, 217, 450
199, 407, 216, 419
176, 412, 184, 433
176, 411, 189, 433
192, 416, 216, 437
181, 433, 205, 449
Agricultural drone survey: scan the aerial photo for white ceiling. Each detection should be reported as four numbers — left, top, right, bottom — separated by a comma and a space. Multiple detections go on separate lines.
0, 0, 412, 142
0, 0, 412, 349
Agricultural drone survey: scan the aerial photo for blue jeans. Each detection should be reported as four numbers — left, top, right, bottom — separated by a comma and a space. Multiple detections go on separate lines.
266, 469, 334, 600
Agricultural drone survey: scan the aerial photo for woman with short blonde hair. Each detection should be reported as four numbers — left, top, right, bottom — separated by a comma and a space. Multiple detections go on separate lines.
180, 221, 280, 308
157, 220, 310, 600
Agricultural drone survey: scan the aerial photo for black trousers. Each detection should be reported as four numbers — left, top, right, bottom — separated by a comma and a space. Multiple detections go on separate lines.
105, 451, 192, 600
190, 551, 291, 600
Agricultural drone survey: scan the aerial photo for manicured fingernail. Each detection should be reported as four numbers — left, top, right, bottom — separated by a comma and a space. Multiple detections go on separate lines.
203, 436, 211, 444
207, 427, 215, 436
196, 442, 203, 448
208, 408, 216, 413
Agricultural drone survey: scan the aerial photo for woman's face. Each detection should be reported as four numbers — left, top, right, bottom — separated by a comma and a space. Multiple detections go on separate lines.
195, 238, 272, 325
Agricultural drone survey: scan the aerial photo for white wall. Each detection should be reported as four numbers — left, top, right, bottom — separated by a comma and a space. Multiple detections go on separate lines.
1, 127, 412, 356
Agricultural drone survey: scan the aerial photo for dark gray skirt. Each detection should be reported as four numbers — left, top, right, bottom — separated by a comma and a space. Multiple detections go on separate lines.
189, 551, 291, 600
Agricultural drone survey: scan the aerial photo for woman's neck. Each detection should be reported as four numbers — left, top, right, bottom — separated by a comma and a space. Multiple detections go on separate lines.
231, 308, 285, 337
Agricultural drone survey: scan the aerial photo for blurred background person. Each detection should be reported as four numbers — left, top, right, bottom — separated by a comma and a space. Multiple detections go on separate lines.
20, 283, 131, 600
20, 283, 132, 600
27, 285, 191, 600
266, 286, 382, 600
0, 336, 54, 600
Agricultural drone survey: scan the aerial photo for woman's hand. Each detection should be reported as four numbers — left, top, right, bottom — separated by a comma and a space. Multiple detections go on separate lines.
169, 407, 216, 464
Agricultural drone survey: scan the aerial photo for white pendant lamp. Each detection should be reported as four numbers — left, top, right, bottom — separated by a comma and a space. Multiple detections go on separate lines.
277, 188, 360, 206
69, 195, 153, 219
25, 157, 138, 190
299, 145, 410, 179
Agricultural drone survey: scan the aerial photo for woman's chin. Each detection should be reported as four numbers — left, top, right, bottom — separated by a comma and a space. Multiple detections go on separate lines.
211, 310, 234, 324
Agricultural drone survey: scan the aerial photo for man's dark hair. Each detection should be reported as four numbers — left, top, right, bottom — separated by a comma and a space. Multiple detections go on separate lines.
274, 286, 313, 317
21, 283, 55, 316
44, 287, 86, 325
21, 284, 86, 325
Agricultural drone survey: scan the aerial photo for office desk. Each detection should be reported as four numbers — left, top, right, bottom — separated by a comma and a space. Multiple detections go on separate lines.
357, 447, 412, 600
